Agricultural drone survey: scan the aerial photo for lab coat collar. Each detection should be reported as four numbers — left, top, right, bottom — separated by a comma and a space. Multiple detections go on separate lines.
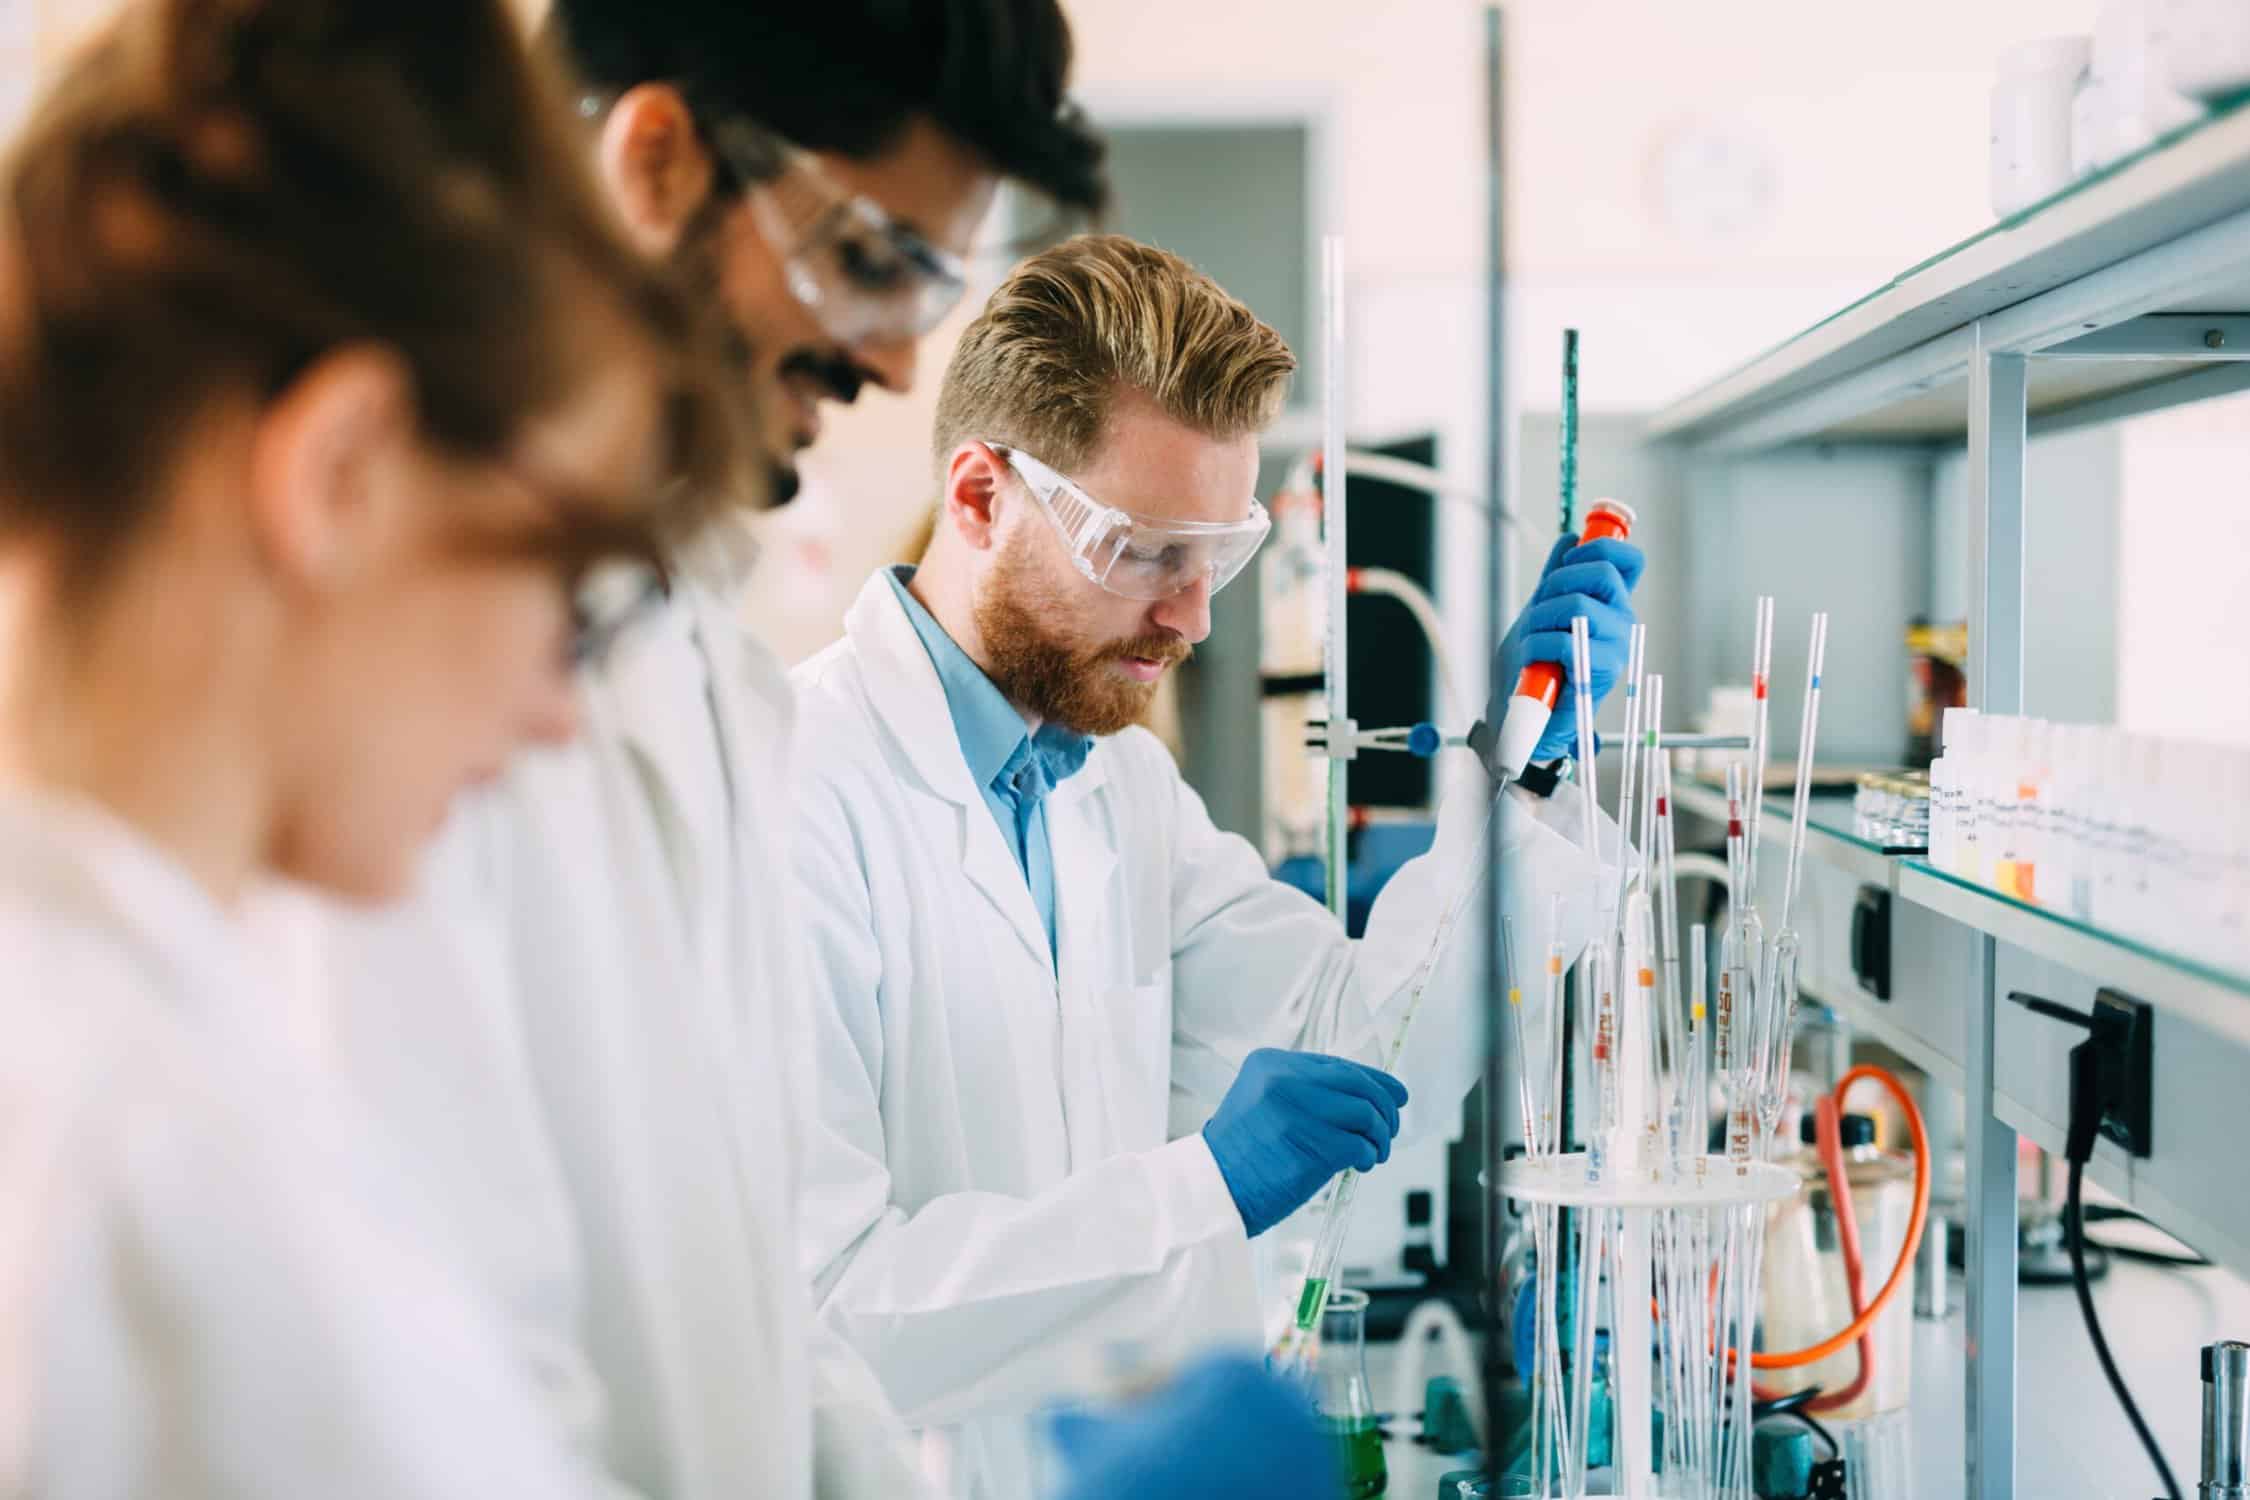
882, 566, 1093, 802
0, 787, 262, 1022
843, 570, 991, 810
845, 571, 1054, 968
883, 567, 1033, 796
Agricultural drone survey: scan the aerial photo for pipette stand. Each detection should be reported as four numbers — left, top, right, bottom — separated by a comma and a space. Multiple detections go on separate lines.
1503, 961, 1797, 1500
1500, 1161, 1796, 1499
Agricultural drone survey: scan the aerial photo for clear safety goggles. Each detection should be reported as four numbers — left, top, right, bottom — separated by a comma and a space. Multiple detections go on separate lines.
710, 119, 969, 348
999, 446, 1271, 601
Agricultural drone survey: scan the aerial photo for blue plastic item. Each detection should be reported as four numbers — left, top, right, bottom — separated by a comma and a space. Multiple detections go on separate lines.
1049, 1353, 1342, 1500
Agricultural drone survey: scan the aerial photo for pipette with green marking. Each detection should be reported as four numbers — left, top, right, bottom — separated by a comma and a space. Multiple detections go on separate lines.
1271, 783, 1505, 1370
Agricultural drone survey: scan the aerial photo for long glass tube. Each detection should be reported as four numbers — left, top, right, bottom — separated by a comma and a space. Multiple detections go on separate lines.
1319, 236, 1348, 921
1756, 612, 1829, 1148
1720, 765, 1755, 1174
1609, 623, 1648, 949
1536, 896, 1569, 1496
1744, 596, 1775, 894
1279, 785, 1505, 1366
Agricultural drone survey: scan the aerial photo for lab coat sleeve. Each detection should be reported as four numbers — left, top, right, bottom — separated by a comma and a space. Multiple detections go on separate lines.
1162, 741, 1614, 1140
790, 776, 1262, 1431
262, 800, 636, 1497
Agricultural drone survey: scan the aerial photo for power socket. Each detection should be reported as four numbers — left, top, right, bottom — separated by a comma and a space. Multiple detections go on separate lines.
2087, 988, 2153, 1159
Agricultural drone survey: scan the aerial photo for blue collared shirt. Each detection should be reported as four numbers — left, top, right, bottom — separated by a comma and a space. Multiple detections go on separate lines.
886, 566, 1092, 963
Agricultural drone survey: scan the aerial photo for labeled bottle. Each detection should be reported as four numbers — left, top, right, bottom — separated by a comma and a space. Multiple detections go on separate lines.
2014, 718, 2051, 905
1931, 708, 1979, 873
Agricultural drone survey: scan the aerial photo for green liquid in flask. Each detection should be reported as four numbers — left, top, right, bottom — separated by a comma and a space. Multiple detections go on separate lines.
1323, 1414, 1386, 1498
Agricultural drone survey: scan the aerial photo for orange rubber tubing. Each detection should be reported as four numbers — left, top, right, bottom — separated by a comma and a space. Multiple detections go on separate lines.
1651, 1063, 1931, 1382
1747, 1063, 1931, 1373
1753, 1093, 1874, 1408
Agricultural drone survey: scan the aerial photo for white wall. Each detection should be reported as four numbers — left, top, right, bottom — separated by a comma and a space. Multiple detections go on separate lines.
1505, 0, 2099, 413
2117, 391, 2250, 746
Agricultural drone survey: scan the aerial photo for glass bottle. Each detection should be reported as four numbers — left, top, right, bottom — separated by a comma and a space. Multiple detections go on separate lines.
1760, 1113, 1915, 1421
1315, 1287, 1387, 1498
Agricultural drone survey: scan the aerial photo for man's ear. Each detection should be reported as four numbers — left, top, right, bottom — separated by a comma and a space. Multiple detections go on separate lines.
593, 83, 717, 258
245, 346, 416, 589
941, 442, 1008, 553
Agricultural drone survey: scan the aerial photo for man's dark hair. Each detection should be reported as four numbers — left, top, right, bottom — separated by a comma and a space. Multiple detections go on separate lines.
546, 0, 1108, 216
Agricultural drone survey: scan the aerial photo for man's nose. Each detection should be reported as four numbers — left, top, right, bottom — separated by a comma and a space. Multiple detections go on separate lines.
1150, 576, 1214, 645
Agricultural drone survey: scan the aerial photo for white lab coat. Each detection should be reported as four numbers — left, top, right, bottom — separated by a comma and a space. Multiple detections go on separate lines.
254, 555, 924, 1500
0, 791, 590, 1500
788, 571, 1615, 1500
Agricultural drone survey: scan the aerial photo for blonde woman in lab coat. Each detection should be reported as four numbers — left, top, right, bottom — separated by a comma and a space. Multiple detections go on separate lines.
790, 234, 1643, 1497
0, 0, 738, 1492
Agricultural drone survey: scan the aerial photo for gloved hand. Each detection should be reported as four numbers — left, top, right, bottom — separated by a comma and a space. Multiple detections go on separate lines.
1491, 530, 1646, 763
1049, 1353, 1343, 1500
1202, 1048, 1408, 1238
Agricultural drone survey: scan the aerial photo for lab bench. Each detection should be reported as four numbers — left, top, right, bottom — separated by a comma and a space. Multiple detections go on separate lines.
1646, 92, 2250, 1500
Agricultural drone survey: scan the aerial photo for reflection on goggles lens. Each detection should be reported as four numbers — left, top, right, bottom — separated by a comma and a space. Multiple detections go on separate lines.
1088, 524, 1263, 600
776, 190, 966, 343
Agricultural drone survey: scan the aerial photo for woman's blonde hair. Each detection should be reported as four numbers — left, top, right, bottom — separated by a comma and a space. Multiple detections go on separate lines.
932, 233, 1294, 474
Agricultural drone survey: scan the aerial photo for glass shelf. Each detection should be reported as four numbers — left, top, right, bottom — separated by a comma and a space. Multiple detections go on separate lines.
1900, 858, 2250, 1005
1700, 93, 2250, 392
1653, 93, 2250, 447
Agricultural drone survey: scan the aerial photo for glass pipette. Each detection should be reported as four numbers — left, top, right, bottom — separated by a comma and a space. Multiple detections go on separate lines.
1756, 611, 1829, 1151
1543, 893, 1567, 1166
1642, 676, 1685, 1177
1744, 596, 1776, 892
1609, 624, 1648, 950
1534, 896, 1569, 1498
1274, 781, 1506, 1368
1567, 618, 1610, 1191
1503, 916, 1538, 1160
1688, 922, 1707, 1181
1720, 763, 1756, 1173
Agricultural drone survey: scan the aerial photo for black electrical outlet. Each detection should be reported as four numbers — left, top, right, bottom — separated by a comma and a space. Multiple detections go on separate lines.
2090, 988, 2154, 1159
1850, 885, 1891, 1001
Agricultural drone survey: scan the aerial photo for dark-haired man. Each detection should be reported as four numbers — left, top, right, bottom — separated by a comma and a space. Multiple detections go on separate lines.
552, 0, 1105, 504
248, 5, 1323, 1500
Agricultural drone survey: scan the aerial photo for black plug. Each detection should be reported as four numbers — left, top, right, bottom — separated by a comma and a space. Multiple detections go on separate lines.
2004, 988, 2154, 1161
2066, 1030, 2103, 1167
2011, 987, 2182, 1500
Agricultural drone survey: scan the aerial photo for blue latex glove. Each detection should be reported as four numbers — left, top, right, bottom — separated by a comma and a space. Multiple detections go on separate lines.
1049, 1353, 1343, 1500
1201, 1048, 1408, 1238
1492, 531, 1646, 762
